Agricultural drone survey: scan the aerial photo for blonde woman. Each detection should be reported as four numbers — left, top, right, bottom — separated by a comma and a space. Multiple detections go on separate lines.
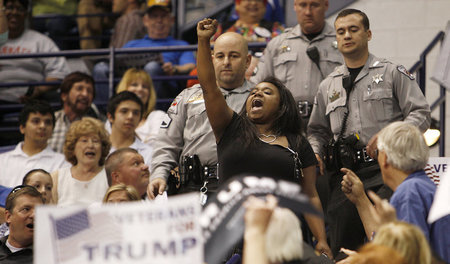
52, 117, 111, 206
106, 68, 167, 146
103, 183, 140, 203
372, 221, 432, 264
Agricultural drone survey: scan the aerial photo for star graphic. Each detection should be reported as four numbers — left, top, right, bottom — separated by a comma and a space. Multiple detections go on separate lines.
372, 73, 383, 84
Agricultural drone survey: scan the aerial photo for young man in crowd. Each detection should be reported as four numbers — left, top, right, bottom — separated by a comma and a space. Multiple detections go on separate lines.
0, 100, 68, 187
107, 91, 153, 166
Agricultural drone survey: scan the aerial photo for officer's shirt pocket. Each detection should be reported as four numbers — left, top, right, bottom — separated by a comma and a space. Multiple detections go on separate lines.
321, 52, 343, 75
363, 86, 394, 123
274, 52, 297, 81
185, 103, 209, 140
325, 96, 347, 135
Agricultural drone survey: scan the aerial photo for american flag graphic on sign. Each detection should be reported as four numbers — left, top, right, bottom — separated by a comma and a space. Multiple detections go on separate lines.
50, 209, 123, 263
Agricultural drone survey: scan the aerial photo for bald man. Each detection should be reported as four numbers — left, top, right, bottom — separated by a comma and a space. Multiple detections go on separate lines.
105, 148, 150, 198
148, 32, 253, 201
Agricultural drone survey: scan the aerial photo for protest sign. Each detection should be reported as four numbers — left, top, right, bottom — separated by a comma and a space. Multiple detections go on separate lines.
427, 157, 450, 185
35, 193, 202, 264
200, 175, 320, 264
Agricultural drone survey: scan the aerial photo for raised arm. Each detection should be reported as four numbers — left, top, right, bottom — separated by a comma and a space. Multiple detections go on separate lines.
196, 19, 234, 141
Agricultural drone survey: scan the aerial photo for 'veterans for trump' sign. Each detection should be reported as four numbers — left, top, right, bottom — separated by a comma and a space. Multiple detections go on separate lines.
35, 193, 202, 264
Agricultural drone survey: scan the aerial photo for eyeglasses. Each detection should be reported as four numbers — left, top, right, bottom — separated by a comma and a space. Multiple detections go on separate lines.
10, 185, 32, 194
4, 5, 27, 13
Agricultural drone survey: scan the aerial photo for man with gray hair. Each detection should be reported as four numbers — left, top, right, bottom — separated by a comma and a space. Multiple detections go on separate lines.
341, 121, 450, 262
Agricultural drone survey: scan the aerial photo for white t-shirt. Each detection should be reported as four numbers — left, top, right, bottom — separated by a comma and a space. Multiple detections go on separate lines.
0, 29, 71, 102
0, 142, 69, 187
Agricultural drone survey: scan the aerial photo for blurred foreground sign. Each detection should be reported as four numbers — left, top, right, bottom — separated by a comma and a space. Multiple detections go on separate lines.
35, 193, 202, 264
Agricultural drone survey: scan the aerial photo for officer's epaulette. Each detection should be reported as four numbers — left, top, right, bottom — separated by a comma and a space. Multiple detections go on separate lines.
329, 66, 346, 77
283, 27, 294, 33
369, 59, 388, 68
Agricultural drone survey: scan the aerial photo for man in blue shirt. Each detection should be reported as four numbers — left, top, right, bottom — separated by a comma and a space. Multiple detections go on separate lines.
93, 0, 196, 105
123, 0, 196, 99
341, 121, 450, 262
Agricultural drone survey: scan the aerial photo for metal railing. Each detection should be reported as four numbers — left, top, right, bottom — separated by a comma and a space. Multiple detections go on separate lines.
409, 31, 447, 157
1, 37, 446, 156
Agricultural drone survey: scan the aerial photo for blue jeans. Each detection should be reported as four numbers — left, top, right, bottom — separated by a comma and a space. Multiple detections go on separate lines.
144, 61, 184, 99
92, 61, 111, 108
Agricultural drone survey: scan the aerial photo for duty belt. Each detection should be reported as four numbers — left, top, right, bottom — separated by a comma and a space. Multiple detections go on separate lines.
355, 147, 375, 163
202, 165, 219, 182
180, 155, 218, 186
298, 101, 313, 118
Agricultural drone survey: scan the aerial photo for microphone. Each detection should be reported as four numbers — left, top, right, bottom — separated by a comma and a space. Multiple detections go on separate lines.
306, 46, 324, 78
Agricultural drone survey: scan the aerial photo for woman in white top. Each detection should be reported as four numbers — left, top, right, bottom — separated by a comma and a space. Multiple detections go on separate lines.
52, 117, 111, 206
105, 68, 166, 146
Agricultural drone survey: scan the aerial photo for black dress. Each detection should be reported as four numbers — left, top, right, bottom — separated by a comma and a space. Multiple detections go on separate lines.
218, 113, 317, 185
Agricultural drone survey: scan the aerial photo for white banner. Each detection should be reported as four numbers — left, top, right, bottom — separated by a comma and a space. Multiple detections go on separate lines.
34, 193, 203, 264
427, 157, 450, 185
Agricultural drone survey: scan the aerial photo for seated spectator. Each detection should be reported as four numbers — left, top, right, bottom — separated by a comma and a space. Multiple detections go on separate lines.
229, 0, 285, 25
341, 121, 450, 262
31, 0, 77, 50
0, 169, 53, 237
0, 185, 44, 264
107, 92, 153, 166
213, 0, 284, 43
51, 117, 111, 206
212, 0, 284, 80
122, 0, 196, 99
110, 0, 146, 49
103, 183, 140, 203
105, 68, 167, 146
0, 0, 70, 103
77, 0, 112, 49
105, 148, 150, 199
0, 100, 68, 188
0, 0, 7, 45
22, 169, 53, 204
48, 72, 104, 153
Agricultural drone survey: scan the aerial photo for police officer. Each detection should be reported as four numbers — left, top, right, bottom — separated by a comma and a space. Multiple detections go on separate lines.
251, 0, 343, 129
147, 32, 253, 202
307, 9, 431, 258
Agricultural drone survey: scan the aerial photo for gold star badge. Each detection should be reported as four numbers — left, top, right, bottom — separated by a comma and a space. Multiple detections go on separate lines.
372, 73, 383, 84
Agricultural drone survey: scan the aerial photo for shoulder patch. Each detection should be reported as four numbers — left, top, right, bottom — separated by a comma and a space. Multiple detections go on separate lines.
187, 93, 204, 104
167, 95, 181, 115
160, 115, 172, 129
397, 65, 415, 80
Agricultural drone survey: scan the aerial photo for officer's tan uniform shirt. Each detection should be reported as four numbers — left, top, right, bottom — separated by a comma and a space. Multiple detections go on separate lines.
251, 23, 343, 104
307, 54, 431, 157
150, 81, 253, 181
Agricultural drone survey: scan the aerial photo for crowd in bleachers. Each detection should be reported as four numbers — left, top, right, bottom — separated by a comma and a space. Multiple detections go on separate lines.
0, 0, 449, 263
